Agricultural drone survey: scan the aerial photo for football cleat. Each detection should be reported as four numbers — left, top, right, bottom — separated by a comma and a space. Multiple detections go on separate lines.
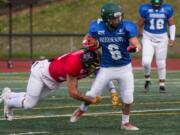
121, 123, 139, 131
159, 86, 166, 93
70, 108, 85, 123
0, 87, 11, 103
4, 102, 13, 121
144, 81, 151, 93
1, 87, 13, 121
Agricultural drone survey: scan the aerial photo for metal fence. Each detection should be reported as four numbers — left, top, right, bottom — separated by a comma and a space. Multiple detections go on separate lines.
0, 32, 86, 68
0, 0, 179, 68
0, 32, 180, 68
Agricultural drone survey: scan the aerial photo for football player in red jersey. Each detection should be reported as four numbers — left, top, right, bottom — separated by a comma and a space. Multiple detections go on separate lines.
0, 48, 102, 121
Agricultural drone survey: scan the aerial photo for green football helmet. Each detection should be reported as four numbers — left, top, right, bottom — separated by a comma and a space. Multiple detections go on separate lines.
151, 0, 163, 8
101, 2, 123, 28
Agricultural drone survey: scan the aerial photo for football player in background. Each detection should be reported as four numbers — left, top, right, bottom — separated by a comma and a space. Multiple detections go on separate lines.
137, 0, 176, 93
70, 2, 141, 131
0, 48, 106, 121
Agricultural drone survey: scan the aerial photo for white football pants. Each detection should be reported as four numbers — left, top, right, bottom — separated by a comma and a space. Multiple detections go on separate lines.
6, 60, 59, 109
86, 63, 134, 104
142, 37, 168, 80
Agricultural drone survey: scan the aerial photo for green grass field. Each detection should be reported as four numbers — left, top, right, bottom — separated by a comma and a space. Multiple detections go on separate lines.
0, 71, 180, 135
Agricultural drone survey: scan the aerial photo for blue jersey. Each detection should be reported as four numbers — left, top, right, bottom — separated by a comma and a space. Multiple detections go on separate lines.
139, 3, 174, 34
88, 19, 137, 67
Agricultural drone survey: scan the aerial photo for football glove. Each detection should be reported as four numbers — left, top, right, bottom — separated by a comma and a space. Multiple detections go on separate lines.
82, 35, 100, 51
111, 92, 120, 110
127, 45, 139, 53
91, 96, 102, 104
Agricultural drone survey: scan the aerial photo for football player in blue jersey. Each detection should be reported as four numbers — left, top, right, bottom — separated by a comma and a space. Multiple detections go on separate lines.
70, 2, 141, 131
137, 0, 176, 93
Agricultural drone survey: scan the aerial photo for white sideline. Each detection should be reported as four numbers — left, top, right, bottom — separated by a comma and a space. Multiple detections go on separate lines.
1, 108, 180, 121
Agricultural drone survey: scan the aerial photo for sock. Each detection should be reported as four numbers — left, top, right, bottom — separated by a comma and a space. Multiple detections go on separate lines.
160, 82, 165, 87
110, 89, 117, 93
122, 114, 130, 125
79, 103, 88, 112
145, 78, 150, 81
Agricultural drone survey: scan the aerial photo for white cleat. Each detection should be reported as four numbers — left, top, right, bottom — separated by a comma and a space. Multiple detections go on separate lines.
1, 87, 13, 121
4, 104, 13, 121
121, 123, 139, 131
70, 108, 85, 123
0, 87, 11, 103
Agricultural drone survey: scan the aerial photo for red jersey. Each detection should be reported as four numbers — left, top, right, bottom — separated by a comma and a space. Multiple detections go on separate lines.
48, 50, 87, 82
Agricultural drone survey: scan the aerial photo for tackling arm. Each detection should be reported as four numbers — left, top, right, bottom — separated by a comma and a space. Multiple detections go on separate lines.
66, 74, 101, 104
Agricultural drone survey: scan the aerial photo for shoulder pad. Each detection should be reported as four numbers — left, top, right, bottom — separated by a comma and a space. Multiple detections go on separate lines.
89, 19, 103, 33
162, 4, 174, 17
139, 4, 151, 18
123, 20, 138, 38
65, 52, 83, 77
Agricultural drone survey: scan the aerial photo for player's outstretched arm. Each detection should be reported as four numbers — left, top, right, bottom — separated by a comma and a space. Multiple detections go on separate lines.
66, 74, 101, 104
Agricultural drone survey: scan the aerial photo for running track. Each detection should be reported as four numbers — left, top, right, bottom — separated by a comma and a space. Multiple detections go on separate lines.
0, 58, 180, 72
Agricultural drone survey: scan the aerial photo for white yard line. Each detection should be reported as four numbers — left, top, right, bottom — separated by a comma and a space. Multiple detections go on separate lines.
0, 108, 180, 121
0, 78, 180, 84
1, 70, 180, 75
9, 131, 49, 135
0, 100, 179, 111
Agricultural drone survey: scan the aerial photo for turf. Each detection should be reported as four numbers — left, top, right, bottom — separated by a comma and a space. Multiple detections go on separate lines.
0, 71, 180, 135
